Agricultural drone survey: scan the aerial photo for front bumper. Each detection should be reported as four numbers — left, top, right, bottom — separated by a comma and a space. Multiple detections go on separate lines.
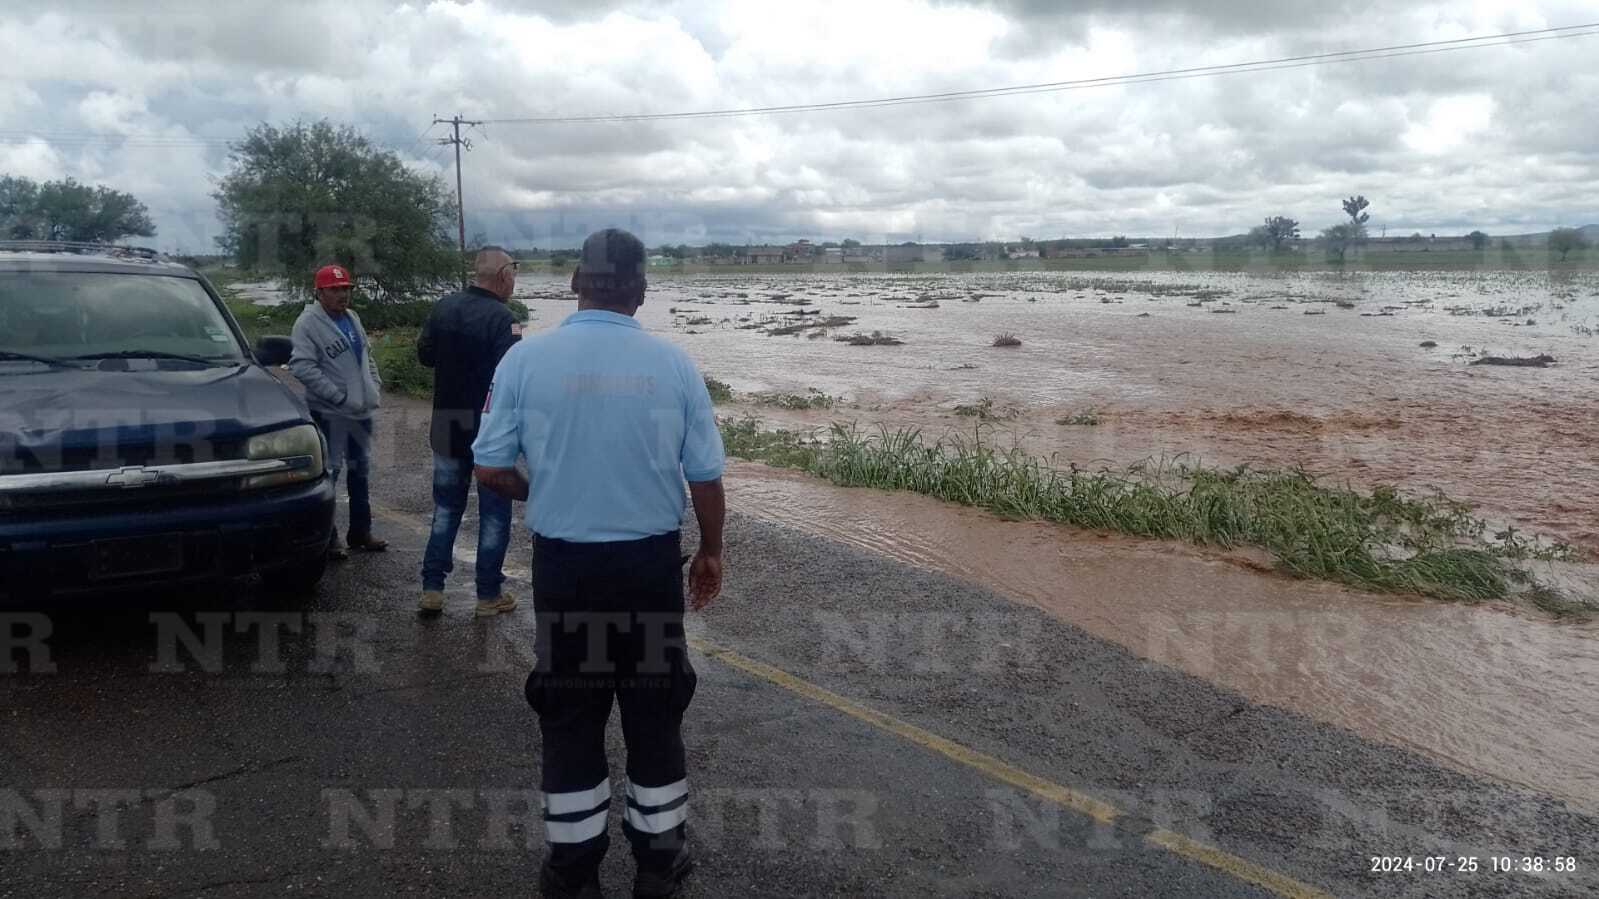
0, 477, 335, 600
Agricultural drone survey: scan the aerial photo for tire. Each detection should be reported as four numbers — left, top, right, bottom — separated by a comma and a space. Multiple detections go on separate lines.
259, 555, 327, 596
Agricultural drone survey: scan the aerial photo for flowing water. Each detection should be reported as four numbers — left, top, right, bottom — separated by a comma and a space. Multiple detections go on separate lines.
519, 268, 1599, 809
724, 460, 1599, 814
517, 267, 1599, 553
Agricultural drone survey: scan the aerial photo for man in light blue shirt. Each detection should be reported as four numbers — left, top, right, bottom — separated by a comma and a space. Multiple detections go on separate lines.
472, 228, 723, 899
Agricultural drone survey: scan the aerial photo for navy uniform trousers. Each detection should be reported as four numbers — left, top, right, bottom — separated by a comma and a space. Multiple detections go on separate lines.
527, 531, 697, 878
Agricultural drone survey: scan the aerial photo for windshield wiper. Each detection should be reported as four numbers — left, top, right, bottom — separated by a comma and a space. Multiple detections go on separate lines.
0, 350, 73, 367
69, 350, 233, 366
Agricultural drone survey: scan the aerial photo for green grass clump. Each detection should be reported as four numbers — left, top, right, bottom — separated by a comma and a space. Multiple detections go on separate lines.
952, 397, 1017, 421
704, 377, 734, 404
720, 417, 821, 469
755, 389, 835, 410
222, 296, 300, 344
718, 420, 1571, 602
370, 328, 433, 398
1057, 409, 1101, 426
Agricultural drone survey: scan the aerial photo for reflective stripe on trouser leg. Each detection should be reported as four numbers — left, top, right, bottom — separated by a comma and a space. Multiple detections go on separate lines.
543, 778, 611, 844
624, 778, 688, 834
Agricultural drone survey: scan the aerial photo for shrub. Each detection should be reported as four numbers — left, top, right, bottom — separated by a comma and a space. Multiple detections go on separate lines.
704, 377, 734, 404
992, 333, 1022, 347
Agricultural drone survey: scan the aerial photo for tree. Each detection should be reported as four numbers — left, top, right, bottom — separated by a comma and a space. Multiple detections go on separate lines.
1342, 195, 1371, 236
213, 120, 458, 300
1548, 227, 1588, 261
1467, 230, 1490, 251
840, 238, 861, 248
1253, 215, 1300, 251
1321, 223, 1361, 262
0, 174, 156, 243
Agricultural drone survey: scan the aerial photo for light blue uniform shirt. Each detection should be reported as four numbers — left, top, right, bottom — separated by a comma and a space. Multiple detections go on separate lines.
471, 309, 726, 542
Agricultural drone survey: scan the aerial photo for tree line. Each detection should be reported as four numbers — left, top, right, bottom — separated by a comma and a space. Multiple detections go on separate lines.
0, 175, 155, 243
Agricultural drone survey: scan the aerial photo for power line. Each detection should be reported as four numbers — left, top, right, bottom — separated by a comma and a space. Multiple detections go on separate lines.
479, 22, 1599, 125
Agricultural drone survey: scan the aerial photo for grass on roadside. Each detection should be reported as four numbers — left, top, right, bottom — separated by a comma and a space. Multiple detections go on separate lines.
718, 417, 1573, 604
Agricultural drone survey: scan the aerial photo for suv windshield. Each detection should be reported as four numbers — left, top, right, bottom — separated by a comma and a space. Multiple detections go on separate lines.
0, 271, 246, 366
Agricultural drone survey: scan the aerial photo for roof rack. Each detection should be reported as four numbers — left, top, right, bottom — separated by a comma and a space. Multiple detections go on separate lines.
0, 240, 162, 260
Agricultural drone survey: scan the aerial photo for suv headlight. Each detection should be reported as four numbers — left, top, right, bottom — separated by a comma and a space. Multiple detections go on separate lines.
242, 424, 325, 489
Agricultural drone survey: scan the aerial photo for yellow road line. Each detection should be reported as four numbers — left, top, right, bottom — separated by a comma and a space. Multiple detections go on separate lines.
370, 502, 1332, 898
692, 635, 1337, 899
1146, 829, 1338, 899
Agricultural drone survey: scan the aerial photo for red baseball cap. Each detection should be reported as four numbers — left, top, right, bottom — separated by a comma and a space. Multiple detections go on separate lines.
314, 264, 355, 289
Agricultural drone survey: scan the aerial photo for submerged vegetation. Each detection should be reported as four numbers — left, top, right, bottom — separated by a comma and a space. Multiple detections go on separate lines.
704, 376, 734, 404
754, 389, 836, 410
718, 418, 1572, 604
836, 330, 905, 346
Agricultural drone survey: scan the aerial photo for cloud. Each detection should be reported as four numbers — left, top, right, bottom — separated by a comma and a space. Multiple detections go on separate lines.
3, 0, 1597, 252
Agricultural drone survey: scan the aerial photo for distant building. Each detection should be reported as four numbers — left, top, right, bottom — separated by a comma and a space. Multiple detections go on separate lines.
747, 246, 785, 264
784, 239, 816, 262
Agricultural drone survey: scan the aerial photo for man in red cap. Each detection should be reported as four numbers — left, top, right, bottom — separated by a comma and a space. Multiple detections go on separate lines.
288, 264, 387, 559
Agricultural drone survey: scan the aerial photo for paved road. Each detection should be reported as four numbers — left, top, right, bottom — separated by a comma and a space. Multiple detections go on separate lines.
3, 395, 1595, 898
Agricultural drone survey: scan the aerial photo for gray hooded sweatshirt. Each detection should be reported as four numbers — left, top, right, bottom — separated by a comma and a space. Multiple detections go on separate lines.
288, 302, 383, 420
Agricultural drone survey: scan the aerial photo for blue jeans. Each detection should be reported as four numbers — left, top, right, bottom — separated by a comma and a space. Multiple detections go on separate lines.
312, 411, 374, 540
421, 454, 513, 599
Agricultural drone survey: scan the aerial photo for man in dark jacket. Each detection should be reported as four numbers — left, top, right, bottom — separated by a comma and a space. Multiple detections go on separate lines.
416, 247, 522, 616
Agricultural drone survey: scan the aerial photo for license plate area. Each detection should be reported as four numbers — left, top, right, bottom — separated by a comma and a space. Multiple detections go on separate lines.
91, 534, 185, 580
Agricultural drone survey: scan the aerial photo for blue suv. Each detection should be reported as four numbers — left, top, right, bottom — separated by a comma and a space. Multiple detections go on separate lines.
0, 242, 335, 599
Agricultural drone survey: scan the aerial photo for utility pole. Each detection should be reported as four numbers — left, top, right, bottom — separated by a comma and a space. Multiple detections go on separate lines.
434, 114, 483, 288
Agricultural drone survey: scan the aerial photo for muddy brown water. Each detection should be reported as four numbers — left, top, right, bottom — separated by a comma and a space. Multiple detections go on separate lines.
725, 460, 1599, 815
530, 268, 1599, 554
519, 269, 1599, 809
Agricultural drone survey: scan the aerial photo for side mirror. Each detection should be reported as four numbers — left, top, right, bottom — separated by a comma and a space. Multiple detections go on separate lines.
255, 335, 293, 367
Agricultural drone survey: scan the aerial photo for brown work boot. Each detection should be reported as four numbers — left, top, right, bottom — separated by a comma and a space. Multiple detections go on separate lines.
474, 592, 518, 618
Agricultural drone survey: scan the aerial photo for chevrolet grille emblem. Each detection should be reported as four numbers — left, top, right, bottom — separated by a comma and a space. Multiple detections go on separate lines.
105, 466, 162, 488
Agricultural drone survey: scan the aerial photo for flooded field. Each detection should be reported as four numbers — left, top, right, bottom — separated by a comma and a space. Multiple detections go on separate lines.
513, 267, 1599, 810
517, 268, 1599, 555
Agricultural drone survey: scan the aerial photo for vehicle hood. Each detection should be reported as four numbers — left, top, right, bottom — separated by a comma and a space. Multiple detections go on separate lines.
0, 364, 309, 472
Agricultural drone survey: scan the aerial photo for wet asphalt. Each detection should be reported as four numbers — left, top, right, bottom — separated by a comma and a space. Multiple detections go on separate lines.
2, 394, 1596, 898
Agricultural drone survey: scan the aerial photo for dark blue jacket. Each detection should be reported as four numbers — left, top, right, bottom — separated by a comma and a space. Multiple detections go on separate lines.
417, 285, 519, 459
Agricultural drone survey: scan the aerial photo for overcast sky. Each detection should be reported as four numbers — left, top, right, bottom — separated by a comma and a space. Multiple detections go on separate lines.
2, 0, 1596, 251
